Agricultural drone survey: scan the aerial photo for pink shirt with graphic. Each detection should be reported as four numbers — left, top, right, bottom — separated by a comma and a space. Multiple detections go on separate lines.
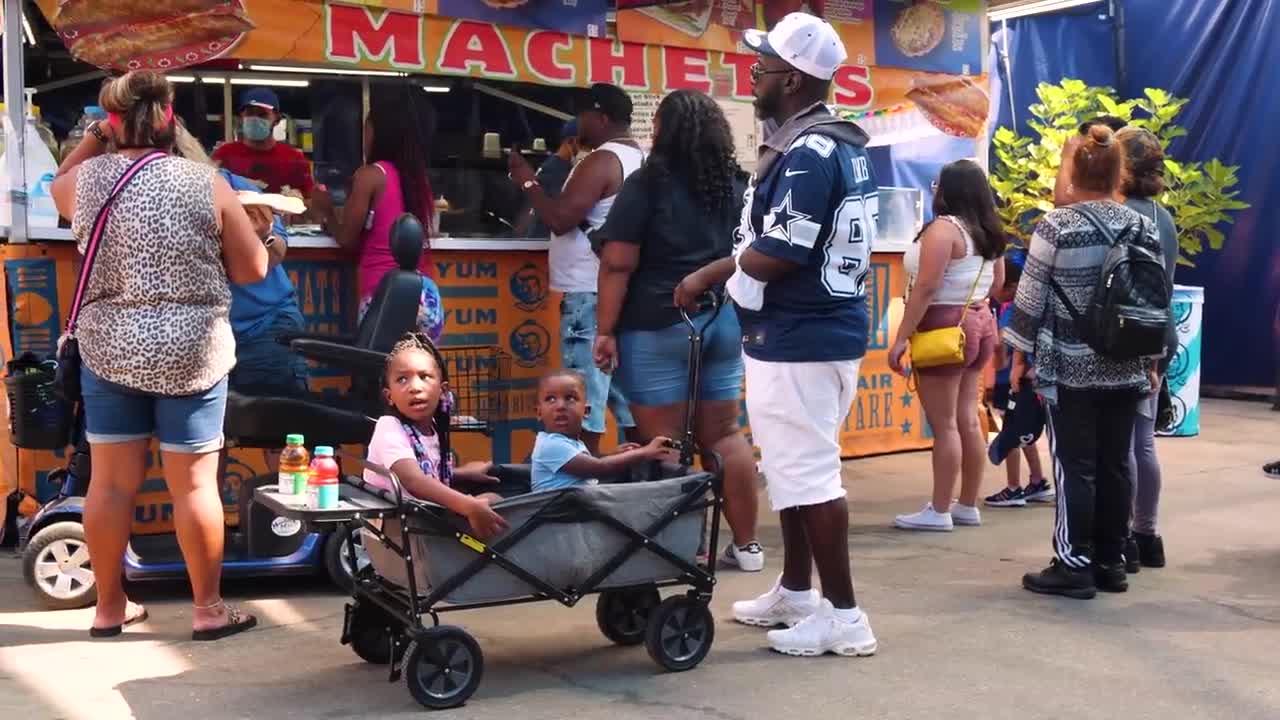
364, 416, 442, 499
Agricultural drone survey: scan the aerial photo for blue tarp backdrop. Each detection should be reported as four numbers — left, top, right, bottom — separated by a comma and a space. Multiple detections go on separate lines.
992, 0, 1280, 389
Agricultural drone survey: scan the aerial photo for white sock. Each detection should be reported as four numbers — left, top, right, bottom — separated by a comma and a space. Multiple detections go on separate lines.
832, 606, 863, 624
779, 585, 812, 601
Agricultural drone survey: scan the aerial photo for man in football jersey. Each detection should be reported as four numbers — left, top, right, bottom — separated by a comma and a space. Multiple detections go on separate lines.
677, 12, 878, 658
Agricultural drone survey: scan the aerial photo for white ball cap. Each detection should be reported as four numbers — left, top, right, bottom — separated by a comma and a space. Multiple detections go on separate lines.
743, 12, 848, 81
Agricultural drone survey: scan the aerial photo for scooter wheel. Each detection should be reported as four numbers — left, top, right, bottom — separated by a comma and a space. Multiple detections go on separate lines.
596, 586, 661, 646
403, 626, 484, 709
22, 522, 97, 610
323, 528, 369, 593
346, 602, 406, 666
645, 596, 714, 672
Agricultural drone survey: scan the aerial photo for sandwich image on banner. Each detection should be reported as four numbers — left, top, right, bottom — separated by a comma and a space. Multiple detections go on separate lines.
48, 0, 254, 71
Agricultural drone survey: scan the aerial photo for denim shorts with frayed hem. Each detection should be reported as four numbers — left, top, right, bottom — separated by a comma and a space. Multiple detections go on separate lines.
81, 366, 227, 454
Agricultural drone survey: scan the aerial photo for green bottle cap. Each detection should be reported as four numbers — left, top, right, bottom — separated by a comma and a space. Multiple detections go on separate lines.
314, 446, 335, 456
286, 434, 304, 445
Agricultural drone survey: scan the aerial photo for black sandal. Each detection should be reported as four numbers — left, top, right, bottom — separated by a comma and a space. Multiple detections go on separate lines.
191, 602, 258, 642
89, 605, 148, 639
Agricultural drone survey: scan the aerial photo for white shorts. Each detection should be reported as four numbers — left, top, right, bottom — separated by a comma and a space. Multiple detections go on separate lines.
744, 356, 861, 512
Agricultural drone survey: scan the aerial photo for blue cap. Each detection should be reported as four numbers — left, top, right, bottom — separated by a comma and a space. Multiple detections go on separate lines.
560, 118, 578, 141
238, 87, 281, 113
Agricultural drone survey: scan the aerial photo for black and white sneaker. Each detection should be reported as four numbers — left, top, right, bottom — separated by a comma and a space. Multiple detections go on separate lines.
1024, 478, 1056, 503
984, 486, 1027, 507
1264, 461, 1280, 479
723, 542, 765, 572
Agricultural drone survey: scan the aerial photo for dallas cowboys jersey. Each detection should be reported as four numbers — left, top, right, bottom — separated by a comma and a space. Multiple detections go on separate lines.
733, 131, 879, 363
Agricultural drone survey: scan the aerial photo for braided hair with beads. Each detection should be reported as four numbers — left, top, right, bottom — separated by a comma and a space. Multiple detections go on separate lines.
647, 89, 741, 216
382, 331, 455, 485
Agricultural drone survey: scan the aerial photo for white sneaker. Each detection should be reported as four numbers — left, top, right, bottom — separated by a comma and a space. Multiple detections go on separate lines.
894, 504, 954, 531
722, 541, 765, 573
732, 576, 819, 628
766, 600, 878, 658
950, 503, 982, 527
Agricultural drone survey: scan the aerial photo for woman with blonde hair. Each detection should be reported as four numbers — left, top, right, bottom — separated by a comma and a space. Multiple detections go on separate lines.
51, 70, 268, 639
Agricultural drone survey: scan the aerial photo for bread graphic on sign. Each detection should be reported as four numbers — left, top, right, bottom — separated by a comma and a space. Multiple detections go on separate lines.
906, 75, 990, 139
50, 0, 254, 72
890, 1, 947, 58
639, 0, 716, 38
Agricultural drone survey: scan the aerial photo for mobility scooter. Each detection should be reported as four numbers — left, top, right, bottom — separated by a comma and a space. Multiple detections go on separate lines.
21, 215, 506, 609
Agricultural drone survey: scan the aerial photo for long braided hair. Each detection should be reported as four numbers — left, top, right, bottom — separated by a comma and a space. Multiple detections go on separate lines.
647, 89, 740, 215
382, 332, 453, 485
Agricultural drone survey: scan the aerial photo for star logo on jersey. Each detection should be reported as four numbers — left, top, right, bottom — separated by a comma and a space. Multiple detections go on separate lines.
762, 191, 811, 244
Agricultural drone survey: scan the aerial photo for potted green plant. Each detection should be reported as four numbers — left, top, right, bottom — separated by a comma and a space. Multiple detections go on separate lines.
989, 78, 1249, 267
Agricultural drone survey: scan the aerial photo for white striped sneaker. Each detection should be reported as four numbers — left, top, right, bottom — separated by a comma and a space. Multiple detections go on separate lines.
732, 577, 819, 628
767, 600, 877, 658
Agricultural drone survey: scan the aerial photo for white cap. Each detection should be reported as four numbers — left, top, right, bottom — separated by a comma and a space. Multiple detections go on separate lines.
743, 12, 848, 81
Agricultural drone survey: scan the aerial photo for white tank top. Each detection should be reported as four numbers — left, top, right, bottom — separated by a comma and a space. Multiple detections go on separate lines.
549, 141, 646, 293
903, 215, 995, 306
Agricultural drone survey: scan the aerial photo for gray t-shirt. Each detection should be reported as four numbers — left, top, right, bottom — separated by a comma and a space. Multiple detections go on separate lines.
1124, 196, 1178, 418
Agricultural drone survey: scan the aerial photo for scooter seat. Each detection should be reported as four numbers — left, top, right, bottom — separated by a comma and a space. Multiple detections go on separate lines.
224, 391, 375, 449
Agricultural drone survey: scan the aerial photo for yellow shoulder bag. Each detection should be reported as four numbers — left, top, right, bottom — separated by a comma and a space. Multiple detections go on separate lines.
907, 260, 988, 369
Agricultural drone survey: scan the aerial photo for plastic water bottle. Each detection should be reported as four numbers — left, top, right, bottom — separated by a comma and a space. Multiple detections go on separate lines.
61, 105, 107, 162
0, 95, 60, 229
308, 446, 340, 510
278, 434, 310, 494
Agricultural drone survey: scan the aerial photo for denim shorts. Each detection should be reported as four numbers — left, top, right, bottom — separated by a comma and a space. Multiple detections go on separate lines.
229, 310, 310, 398
616, 308, 745, 407
81, 366, 228, 454
560, 291, 634, 433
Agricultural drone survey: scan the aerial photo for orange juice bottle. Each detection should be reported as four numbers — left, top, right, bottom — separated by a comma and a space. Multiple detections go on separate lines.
279, 434, 310, 494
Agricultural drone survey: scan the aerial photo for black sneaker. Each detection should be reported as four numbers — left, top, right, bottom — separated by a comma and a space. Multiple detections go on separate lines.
1264, 460, 1280, 479
1124, 537, 1142, 574
1023, 559, 1097, 600
1094, 562, 1129, 593
1023, 478, 1056, 503
984, 486, 1027, 507
1134, 532, 1166, 568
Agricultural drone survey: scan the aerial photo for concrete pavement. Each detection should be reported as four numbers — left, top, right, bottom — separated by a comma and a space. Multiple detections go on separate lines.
2, 398, 1277, 720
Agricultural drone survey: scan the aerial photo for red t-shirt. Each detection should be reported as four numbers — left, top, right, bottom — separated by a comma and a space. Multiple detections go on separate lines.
211, 141, 315, 195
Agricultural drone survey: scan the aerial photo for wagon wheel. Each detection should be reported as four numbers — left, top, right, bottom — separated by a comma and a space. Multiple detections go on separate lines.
403, 626, 484, 709
596, 586, 661, 646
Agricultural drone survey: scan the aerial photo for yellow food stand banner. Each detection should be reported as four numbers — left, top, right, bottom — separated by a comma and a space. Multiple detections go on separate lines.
35, 0, 984, 121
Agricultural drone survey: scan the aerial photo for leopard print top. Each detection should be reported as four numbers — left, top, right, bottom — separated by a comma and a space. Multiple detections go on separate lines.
72, 154, 234, 396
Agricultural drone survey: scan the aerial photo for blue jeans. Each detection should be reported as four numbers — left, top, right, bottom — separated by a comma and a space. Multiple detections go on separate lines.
560, 291, 634, 434
616, 309, 744, 406
81, 366, 228, 454
229, 310, 310, 398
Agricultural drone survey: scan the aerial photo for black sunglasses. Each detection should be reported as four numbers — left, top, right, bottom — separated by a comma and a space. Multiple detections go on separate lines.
750, 63, 796, 83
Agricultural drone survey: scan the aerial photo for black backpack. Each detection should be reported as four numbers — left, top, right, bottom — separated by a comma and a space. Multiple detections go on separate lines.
1049, 204, 1171, 360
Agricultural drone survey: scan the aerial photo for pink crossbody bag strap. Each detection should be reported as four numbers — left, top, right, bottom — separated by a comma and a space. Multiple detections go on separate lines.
65, 151, 167, 335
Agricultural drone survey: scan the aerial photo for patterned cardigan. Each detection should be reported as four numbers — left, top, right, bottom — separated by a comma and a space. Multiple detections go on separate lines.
1003, 200, 1159, 403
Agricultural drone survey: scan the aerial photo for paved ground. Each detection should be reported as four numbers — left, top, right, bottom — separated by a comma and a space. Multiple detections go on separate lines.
1, 398, 1277, 720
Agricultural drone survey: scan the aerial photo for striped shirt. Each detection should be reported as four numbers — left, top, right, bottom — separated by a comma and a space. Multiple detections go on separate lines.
1004, 200, 1159, 402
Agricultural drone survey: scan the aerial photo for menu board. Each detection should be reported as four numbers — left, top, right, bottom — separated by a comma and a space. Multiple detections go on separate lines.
719, 98, 761, 172
628, 92, 664, 151
629, 92, 759, 172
